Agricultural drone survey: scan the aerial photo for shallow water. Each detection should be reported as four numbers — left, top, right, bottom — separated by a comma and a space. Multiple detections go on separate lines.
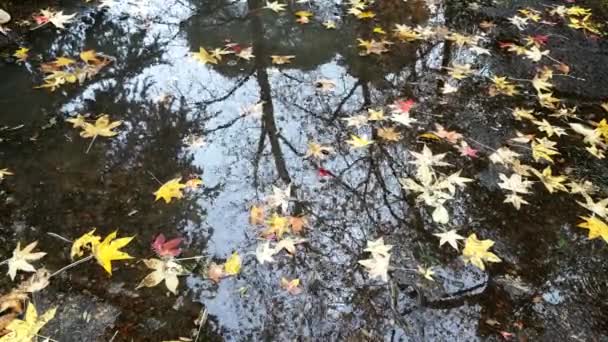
1, 0, 608, 341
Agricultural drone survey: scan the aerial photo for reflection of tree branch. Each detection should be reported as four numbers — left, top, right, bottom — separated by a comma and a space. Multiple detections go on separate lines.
189, 69, 255, 108
331, 80, 362, 120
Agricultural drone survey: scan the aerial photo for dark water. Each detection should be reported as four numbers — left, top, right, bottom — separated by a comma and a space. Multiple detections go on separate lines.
1, 0, 608, 341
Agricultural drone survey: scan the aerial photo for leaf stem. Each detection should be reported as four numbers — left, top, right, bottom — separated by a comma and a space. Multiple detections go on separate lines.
174, 255, 205, 262
85, 135, 98, 154
50, 255, 93, 278
47, 232, 73, 243
0, 259, 9, 266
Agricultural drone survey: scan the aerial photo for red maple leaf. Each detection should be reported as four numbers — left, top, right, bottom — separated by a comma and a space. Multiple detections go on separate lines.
498, 41, 514, 49
152, 234, 183, 257
391, 99, 416, 114
33, 15, 50, 25
530, 34, 549, 46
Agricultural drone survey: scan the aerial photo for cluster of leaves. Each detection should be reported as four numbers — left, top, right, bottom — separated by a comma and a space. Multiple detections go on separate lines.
36, 50, 112, 91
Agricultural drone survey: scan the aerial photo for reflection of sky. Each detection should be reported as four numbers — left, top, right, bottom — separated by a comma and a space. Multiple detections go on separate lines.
8, 0, 507, 339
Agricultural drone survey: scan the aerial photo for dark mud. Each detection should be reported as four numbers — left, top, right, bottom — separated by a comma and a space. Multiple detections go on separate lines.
1, 0, 608, 341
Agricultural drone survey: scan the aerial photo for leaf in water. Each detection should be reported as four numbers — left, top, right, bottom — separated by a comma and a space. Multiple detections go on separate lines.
433, 123, 463, 144
358, 253, 390, 282
417, 265, 435, 281
288, 216, 308, 235
270, 55, 295, 65
0, 303, 56, 342
367, 108, 384, 121
265, 184, 291, 212
530, 166, 568, 193
80, 50, 102, 64
154, 178, 187, 204
264, 214, 290, 238
363, 237, 393, 257
191, 47, 218, 65
346, 134, 374, 149
79, 114, 122, 138
137, 258, 185, 294
65, 114, 87, 128
264, 1, 286, 13
576, 196, 608, 218
462, 234, 501, 271
322, 20, 336, 29
531, 137, 560, 163
236, 46, 254, 60
92, 231, 134, 275
577, 216, 608, 244
249, 205, 265, 225
280, 277, 302, 295
13, 47, 29, 62
7, 241, 46, 281
378, 127, 402, 142
305, 141, 333, 159
152, 234, 183, 258
71, 229, 101, 259
223, 252, 241, 276
0, 168, 14, 180
275, 237, 307, 254
38, 9, 76, 29
433, 229, 464, 251
17, 268, 51, 293
207, 263, 224, 283
255, 242, 276, 265
294, 10, 313, 24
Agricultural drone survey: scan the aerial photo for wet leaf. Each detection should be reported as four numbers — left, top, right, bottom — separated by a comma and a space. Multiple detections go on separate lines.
137, 258, 185, 294
530, 166, 568, 193
577, 216, 608, 244
7, 241, 46, 281
207, 263, 224, 283
92, 231, 134, 275
249, 205, 265, 225
270, 55, 295, 65
0, 303, 56, 342
13, 48, 29, 62
192, 47, 218, 65
417, 265, 435, 281
264, 1, 286, 13
264, 214, 290, 238
0, 168, 14, 180
462, 234, 501, 271
79, 114, 122, 138
152, 234, 183, 258
255, 242, 276, 265
346, 134, 374, 149
17, 268, 51, 293
363, 237, 392, 257
223, 252, 241, 276
433, 229, 464, 251
280, 277, 302, 295
154, 178, 187, 204
71, 229, 101, 259
358, 253, 390, 282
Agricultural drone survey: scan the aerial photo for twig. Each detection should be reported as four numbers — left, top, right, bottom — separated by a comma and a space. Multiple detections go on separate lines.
146, 171, 163, 185
85, 135, 97, 154
50, 255, 93, 278
0, 259, 9, 266
30, 22, 50, 31
47, 232, 73, 243
108, 330, 119, 342
35, 334, 59, 342
174, 255, 205, 262
194, 308, 208, 342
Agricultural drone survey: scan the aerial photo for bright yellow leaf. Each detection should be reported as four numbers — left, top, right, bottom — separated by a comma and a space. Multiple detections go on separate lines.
71, 229, 101, 259
154, 177, 186, 203
0, 302, 56, 342
92, 231, 134, 275
224, 252, 241, 275
577, 216, 608, 244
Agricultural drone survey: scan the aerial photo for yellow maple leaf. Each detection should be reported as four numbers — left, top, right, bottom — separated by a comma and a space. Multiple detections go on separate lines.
577, 216, 608, 244
0, 302, 56, 342
462, 233, 501, 271
346, 134, 374, 148
270, 55, 295, 65
66, 114, 87, 128
53, 56, 76, 67
13, 47, 29, 62
79, 114, 122, 138
192, 47, 218, 65
80, 50, 102, 64
531, 137, 560, 163
249, 205, 265, 225
531, 166, 568, 193
223, 252, 241, 275
92, 231, 134, 275
71, 229, 101, 259
264, 214, 290, 238
294, 10, 313, 24
378, 127, 402, 142
154, 177, 186, 203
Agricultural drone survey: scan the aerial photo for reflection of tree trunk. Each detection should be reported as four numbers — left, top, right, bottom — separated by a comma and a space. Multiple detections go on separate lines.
249, 0, 291, 184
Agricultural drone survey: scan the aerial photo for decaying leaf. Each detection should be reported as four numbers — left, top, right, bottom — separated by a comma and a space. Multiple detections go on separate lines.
280, 277, 302, 295
6, 241, 46, 281
0, 302, 56, 342
152, 234, 183, 258
137, 258, 185, 294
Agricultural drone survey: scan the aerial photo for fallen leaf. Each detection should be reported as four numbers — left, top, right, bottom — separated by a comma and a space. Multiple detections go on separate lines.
462, 233, 501, 271
71, 229, 101, 259
223, 252, 241, 276
0, 303, 56, 342
577, 216, 608, 244
433, 229, 464, 251
280, 277, 302, 295
152, 234, 183, 258
192, 47, 218, 65
7, 241, 46, 281
92, 231, 134, 275
249, 205, 265, 225
154, 178, 187, 204
137, 258, 185, 294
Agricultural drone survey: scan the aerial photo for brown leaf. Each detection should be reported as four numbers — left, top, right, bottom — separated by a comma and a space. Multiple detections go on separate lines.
288, 216, 308, 235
